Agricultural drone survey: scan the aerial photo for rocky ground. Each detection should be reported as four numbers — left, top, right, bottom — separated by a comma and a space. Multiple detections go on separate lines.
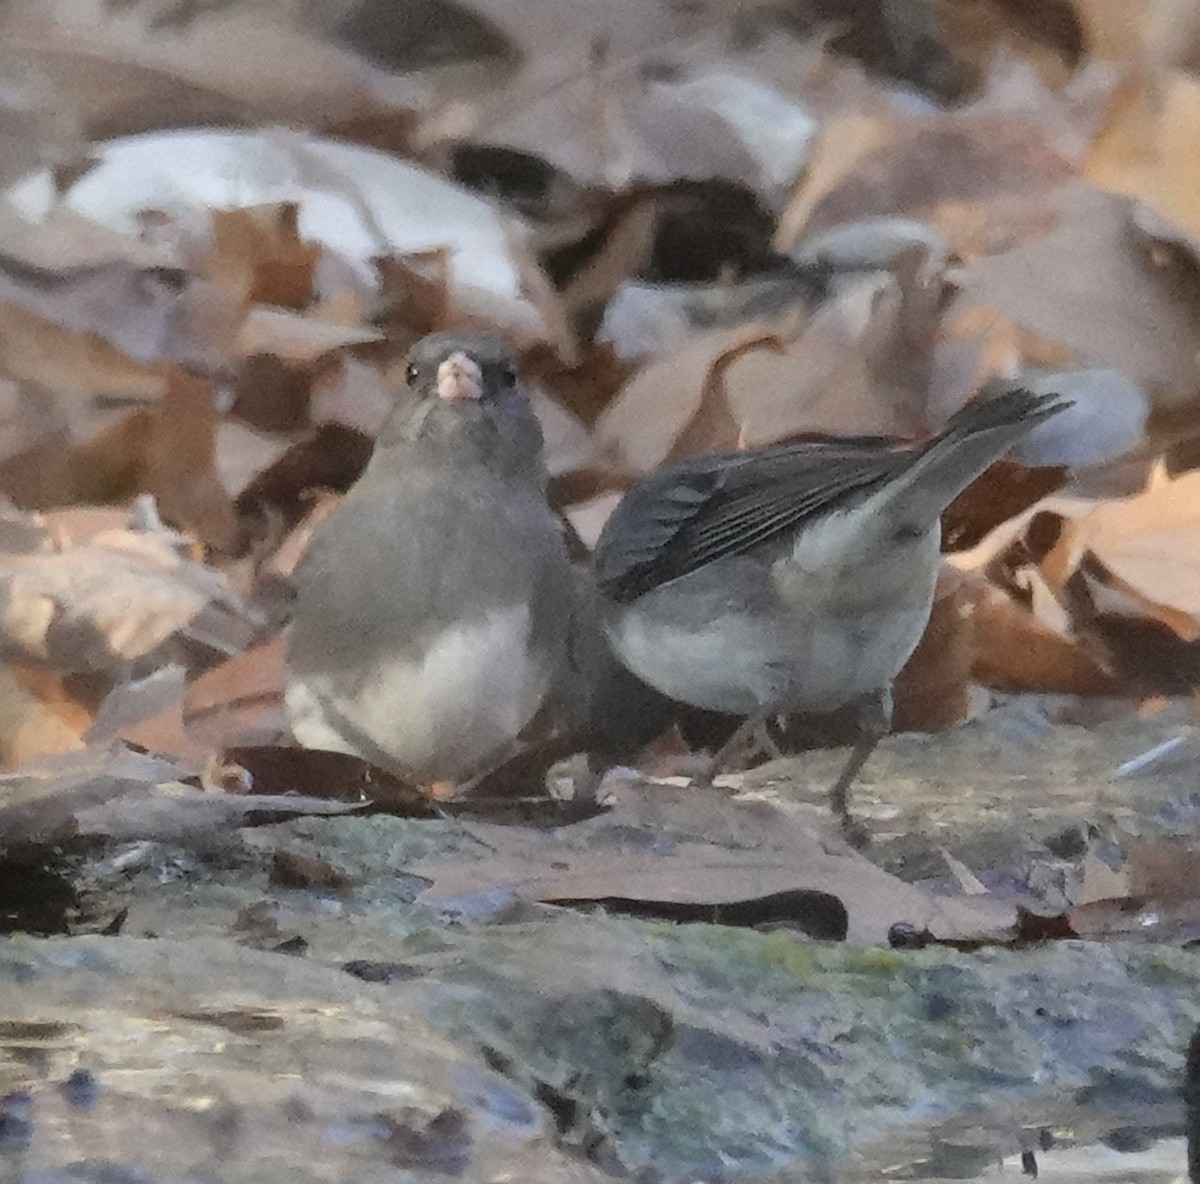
2, 695, 1198, 1183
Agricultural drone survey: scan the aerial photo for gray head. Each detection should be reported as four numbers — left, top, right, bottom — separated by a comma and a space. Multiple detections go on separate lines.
370, 330, 548, 484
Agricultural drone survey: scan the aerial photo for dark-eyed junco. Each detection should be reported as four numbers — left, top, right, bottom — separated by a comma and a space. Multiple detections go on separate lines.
593, 388, 1067, 830
286, 331, 575, 789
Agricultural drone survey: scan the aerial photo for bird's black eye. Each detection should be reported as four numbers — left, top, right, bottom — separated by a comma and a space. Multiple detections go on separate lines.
499, 362, 518, 389
405, 363, 420, 387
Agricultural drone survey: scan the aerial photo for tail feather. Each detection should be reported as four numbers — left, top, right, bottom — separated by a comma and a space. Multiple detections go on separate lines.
879, 389, 1068, 528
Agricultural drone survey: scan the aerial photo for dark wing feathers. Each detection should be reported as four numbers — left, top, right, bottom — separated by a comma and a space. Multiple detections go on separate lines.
594, 387, 1066, 605
594, 444, 904, 603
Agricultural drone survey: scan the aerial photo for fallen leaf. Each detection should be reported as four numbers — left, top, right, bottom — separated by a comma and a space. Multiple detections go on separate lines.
892, 574, 974, 733
1057, 470, 1200, 613
1076, 852, 1131, 905
599, 266, 950, 474
183, 638, 289, 753
942, 458, 1069, 553
411, 781, 1016, 945
236, 305, 383, 363
667, 334, 783, 460
775, 105, 902, 250
0, 663, 85, 769
0, 516, 255, 676
963, 578, 1120, 694
959, 182, 1200, 405
146, 366, 237, 549
1083, 68, 1200, 241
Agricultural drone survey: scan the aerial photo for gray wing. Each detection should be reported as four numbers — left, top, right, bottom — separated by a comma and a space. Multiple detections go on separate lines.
594, 444, 906, 604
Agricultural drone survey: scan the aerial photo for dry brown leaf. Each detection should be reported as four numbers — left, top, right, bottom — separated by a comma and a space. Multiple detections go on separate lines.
938, 303, 1073, 396
0, 379, 74, 509
963, 577, 1119, 694
1065, 469, 1200, 613
996, 503, 1200, 695
1075, 852, 1130, 905
779, 101, 1075, 250
183, 638, 289, 753
1083, 68, 1200, 241
930, 0, 1080, 87
559, 199, 658, 320
147, 367, 237, 550
117, 682, 209, 770
1128, 841, 1200, 899
206, 204, 318, 311
68, 406, 155, 508
411, 782, 1016, 944
1073, 0, 1200, 68
467, 5, 808, 194
942, 458, 1069, 553
213, 421, 294, 504
235, 425, 371, 549
236, 306, 383, 363
0, 663, 85, 768
959, 182, 1200, 405
667, 334, 783, 461
775, 105, 902, 251
0, 301, 166, 401
892, 572, 974, 732
0, 520, 254, 676
599, 267, 948, 474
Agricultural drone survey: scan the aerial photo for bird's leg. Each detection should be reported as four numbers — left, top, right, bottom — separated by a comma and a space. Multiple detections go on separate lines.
829, 686, 893, 840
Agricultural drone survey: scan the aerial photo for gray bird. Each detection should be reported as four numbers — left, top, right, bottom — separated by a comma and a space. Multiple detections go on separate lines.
592, 388, 1067, 830
286, 331, 575, 790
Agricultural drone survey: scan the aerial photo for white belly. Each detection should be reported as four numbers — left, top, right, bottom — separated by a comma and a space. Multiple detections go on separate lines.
608, 601, 932, 715
287, 604, 548, 782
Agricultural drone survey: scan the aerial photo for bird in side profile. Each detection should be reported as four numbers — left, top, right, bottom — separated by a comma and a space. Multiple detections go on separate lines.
592, 388, 1067, 832
285, 330, 575, 791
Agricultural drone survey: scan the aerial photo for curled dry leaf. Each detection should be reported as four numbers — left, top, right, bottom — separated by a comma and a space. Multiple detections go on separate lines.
667, 333, 784, 460
774, 105, 902, 251
236, 305, 384, 364
462, 3, 811, 193
942, 457, 1069, 553
777, 87, 1077, 250
0, 517, 255, 676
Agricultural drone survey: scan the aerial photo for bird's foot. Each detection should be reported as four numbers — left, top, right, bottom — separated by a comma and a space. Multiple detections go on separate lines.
825, 686, 892, 845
